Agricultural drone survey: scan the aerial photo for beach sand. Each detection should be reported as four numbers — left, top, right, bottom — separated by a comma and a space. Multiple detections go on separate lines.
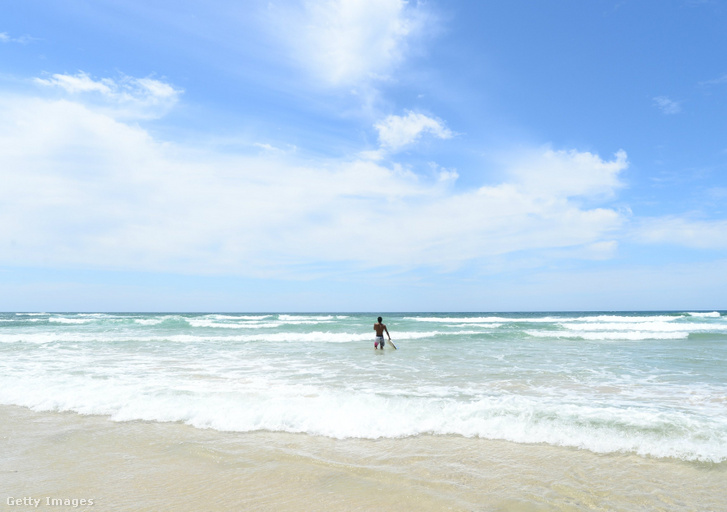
1, 405, 725, 511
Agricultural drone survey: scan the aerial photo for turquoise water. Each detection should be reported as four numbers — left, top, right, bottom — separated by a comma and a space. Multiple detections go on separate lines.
1, 311, 726, 462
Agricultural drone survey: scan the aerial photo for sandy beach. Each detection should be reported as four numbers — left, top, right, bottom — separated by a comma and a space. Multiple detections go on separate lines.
2, 405, 725, 511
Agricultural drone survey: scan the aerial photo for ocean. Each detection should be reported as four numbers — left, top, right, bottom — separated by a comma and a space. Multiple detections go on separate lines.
2, 311, 726, 510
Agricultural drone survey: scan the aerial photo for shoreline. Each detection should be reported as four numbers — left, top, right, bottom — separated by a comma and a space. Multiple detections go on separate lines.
2, 405, 725, 511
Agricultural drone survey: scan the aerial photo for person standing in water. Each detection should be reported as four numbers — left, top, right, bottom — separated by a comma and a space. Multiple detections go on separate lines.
373, 316, 391, 349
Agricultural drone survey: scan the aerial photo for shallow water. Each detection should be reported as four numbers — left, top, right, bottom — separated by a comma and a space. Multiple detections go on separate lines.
1, 311, 726, 463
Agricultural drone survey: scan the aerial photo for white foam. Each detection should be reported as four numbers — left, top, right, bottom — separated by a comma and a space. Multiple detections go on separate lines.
185, 318, 254, 329
48, 317, 93, 324
226, 322, 293, 329
578, 331, 688, 341
525, 329, 690, 341
448, 323, 502, 329
1, 376, 724, 463
687, 311, 722, 318
567, 315, 680, 323
562, 321, 720, 333
0, 330, 473, 344
404, 315, 684, 324
209, 330, 478, 343
185, 317, 335, 328
134, 318, 165, 325
277, 320, 335, 325
0, 333, 101, 344
278, 315, 336, 321
205, 314, 273, 320
405, 316, 523, 323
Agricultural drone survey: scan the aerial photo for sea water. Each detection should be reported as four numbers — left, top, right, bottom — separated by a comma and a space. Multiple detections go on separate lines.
1, 311, 726, 464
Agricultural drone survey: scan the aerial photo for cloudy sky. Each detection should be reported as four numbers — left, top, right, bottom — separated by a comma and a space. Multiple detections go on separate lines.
1, 0, 726, 312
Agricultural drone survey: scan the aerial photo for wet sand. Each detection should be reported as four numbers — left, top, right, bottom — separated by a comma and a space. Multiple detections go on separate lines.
1, 405, 725, 511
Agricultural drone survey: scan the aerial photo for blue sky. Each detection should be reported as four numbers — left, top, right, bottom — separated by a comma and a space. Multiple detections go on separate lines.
1, 0, 726, 312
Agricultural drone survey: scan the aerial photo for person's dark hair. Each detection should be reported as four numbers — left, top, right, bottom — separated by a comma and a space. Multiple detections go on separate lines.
377, 316, 383, 323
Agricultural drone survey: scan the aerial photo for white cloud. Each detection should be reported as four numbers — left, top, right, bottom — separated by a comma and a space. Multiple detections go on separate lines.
280, 0, 427, 87
35, 72, 114, 94
634, 216, 727, 249
254, 142, 281, 152
0, 94, 629, 277
698, 74, 727, 87
375, 111, 453, 151
507, 148, 627, 199
549, 240, 619, 261
0, 32, 34, 44
436, 168, 459, 183
358, 148, 386, 161
653, 96, 681, 115
34, 72, 182, 119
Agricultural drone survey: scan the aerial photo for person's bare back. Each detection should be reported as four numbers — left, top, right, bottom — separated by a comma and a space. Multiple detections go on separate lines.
373, 316, 390, 349
373, 322, 388, 337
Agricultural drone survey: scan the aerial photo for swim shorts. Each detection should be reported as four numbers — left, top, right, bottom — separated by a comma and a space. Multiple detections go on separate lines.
375, 336, 385, 349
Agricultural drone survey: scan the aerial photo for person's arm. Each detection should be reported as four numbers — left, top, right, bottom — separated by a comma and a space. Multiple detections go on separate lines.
384, 326, 391, 340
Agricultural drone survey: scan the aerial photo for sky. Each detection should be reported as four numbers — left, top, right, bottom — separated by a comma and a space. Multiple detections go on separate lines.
1, 0, 726, 312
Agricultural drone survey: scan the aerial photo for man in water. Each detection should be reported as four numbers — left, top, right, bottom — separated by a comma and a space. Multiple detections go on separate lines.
373, 316, 391, 349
